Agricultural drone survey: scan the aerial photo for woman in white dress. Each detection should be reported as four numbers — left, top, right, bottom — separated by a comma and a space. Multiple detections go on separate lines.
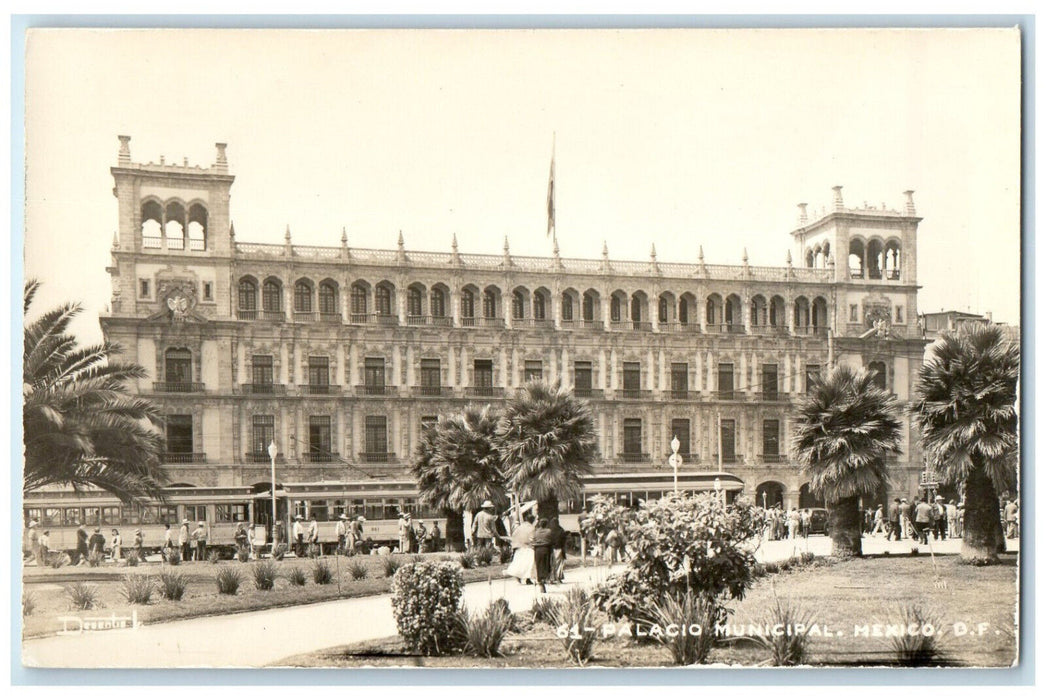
504, 513, 537, 584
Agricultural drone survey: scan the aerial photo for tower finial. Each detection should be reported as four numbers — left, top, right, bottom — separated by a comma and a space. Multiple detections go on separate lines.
285, 225, 292, 243
117, 135, 131, 165
452, 232, 459, 252
112, 230, 118, 249
786, 249, 792, 266
341, 226, 348, 246
698, 245, 704, 262
503, 235, 510, 253
832, 185, 844, 211
650, 243, 657, 260
602, 241, 609, 258
797, 202, 808, 225
903, 189, 916, 216
229, 220, 236, 241
742, 247, 748, 264
553, 235, 560, 256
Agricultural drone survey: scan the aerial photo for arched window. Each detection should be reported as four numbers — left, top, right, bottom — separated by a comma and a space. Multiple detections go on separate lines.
461, 289, 475, 318
561, 293, 573, 321
630, 295, 643, 323
141, 200, 163, 247
512, 291, 526, 320
610, 296, 621, 322
318, 282, 338, 315
583, 293, 595, 321
375, 285, 392, 316
678, 299, 689, 325
867, 240, 884, 279
187, 203, 208, 251
868, 361, 887, 391
658, 297, 669, 323
407, 287, 423, 317
483, 290, 497, 319
533, 293, 546, 320
350, 284, 368, 314
294, 280, 313, 313
430, 288, 446, 317
238, 278, 257, 311
262, 280, 282, 312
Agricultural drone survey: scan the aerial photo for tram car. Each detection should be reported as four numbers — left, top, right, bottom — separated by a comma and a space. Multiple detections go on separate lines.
23, 471, 744, 558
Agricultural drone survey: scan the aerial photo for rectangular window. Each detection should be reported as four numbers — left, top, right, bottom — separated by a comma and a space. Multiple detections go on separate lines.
718, 363, 734, 399
310, 500, 330, 521
309, 416, 332, 460
762, 364, 778, 400
139, 279, 150, 297
214, 504, 248, 523
62, 507, 81, 526
82, 507, 100, 526
420, 359, 441, 390
420, 415, 438, 433
42, 507, 61, 527
158, 505, 178, 524
670, 418, 691, 456
308, 356, 330, 388
184, 505, 206, 523
166, 414, 194, 454
365, 416, 388, 455
896, 306, 904, 323
120, 506, 140, 525
474, 359, 493, 388
623, 418, 643, 456
203, 282, 213, 301
165, 348, 192, 384
101, 506, 120, 525
671, 363, 689, 397
849, 304, 858, 322
524, 360, 543, 383
720, 419, 736, 462
763, 419, 780, 457
252, 355, 274, 387
252, 415, 275, 455
574, 361, 593, 392
805, 364, 822, 395
364, 357, 386, 390
623, 362, 641, 394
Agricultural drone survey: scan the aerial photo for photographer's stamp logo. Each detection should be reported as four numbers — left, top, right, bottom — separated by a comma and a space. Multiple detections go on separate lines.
56, 610, 141, 635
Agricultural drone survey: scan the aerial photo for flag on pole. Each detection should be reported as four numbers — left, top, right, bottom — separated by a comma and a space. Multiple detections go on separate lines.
546, 140, 555, 238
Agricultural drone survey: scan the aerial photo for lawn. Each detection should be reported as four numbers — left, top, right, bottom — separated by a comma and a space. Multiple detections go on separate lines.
276, 552, 1019, 668
21, 552, 545, 640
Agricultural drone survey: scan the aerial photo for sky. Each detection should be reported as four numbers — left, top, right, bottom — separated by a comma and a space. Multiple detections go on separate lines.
23, 28, 1022, 342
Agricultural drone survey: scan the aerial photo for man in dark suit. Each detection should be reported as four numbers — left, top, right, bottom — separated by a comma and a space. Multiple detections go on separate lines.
887, 498, 901, 541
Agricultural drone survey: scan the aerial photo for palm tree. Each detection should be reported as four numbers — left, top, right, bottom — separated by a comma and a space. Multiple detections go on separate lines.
496, 382, 598, 523
792, 365, 903, 557
23, 280, 166, 502
409, 405, 507, 551
911, 324, 1019, 564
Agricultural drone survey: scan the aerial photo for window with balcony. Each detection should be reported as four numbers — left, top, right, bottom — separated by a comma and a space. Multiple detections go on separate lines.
294, 281, 313, 313
512, 291, 526, 320
561, 294, 573, 321
308, 416, 332, 462
319, 282, 338, 315
679, 301, 689, 325
524, 360, 543, 383
262, 280, 282, 312
868, 361, 887, 391
611, 297, 621, 322
583, 294, 595, 322
671, 363, 688, 398
420, 358, 441, 395
658, 297, 669, 324
474, 359, 494, 394
461, 289, 475, 319
483, 291, 497, 319
164, 348, 193, 389
762, 364, 778, 400
718, 362, 734, 399
671, 418, 691, 456
720, 419, 736, 462
762, 419, 780, 458
805, 364, 822, 395
430, 289, 446, 318
574, 361, 593, 395
365, 416, 388, 456
408, 288, 423, 317
623, 362, 641, 397
623, 418, 643, 459
375, 286, 392, 316
166, 414, 194, 457
252, 355, 274, 390
364, 357, 386, 394
533, 293, 546, 321
351, 284, 368, 314
238, 279, 257, 311
252, 415, 274, 457
308, 356, 330, 392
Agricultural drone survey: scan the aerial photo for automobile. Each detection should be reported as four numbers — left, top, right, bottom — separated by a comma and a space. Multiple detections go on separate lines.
806, 508, 830, 535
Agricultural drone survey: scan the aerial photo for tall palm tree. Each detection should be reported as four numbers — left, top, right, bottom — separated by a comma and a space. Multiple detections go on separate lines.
23, 280, 166, 502
409, 405, 506, 551
911, 324, 1019, 564
497, 382, 598, 522
793, 365, 903, 557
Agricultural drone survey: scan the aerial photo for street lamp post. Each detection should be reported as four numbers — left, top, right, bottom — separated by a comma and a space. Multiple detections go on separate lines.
268, 440, 278, 553
669, 435, 681, 494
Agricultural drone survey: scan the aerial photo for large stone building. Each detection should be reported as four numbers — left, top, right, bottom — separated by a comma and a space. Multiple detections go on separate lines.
101, 137, 929, 512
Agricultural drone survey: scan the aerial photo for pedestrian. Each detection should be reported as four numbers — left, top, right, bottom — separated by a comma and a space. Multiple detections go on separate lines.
530, 517, 554, 593
887, 498, 901, 541
76, 522, 89, 565
351, 516, 364, 555
179, 519, 191, 562
415, 520, 428, 553
427, 520, 441, 553
110, 528, 122, 562
1004, 499, 1019, 539
957, 501, 965, 539
946, 500, 959, 538
25, 520, 39, 564
899, 498, 914, 540
933, 496, 948, 540
505, 512, 537, 584
800, 508, 811, 538
472, 501, 499, 548
787, 507, 800, 539
89, 526, 106, 558
245, 522, 256, 560
133, 529, 144, 559
307, 514, 319, 556
292, 515, 304, 557
549, 517, 567, 583
403, 513, 416, 554
912, 497, 932, 545
397, 512, 410, 553
604, 526, 625, 563
38, 529, 51, 567
335, 514, 348, 555
871, 504, 886, 536
192, 521, 207, 562
234, 523, 248, 558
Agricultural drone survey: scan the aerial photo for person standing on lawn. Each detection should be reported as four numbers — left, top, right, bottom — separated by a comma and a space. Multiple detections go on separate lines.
307, 514, 319, 555
351, 516, 364, 555
292, 515, 304, 557
75, 522, 89, 565
933, 496, 948, 540
25, 520, 39, 564
162, 522, 174, 561
912, 497, 932, 545
38, 529, 50, 566
133, 529, 144, 559
89, 527, 106, 558
1004, 499, 1019, 538
335, 514, 348, 555
427, 520, 441, 553
110, 528, 122, 562
549, 517, 567, 583
192, 521, 207, 562
472, 501, 499, 549
529, 517, 554, 593
179, 519, 191, 562
946, 499, 959, 538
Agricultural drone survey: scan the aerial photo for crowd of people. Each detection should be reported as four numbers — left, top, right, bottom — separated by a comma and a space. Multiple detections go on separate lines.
762, 506, 821, 540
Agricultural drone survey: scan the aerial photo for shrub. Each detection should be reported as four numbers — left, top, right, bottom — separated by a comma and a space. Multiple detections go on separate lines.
165, 549, 181, 566
459, 552, 476, 570
347, 559, 369, 581
125, 551, 140, 567
390, 561, 465, 655
382, 555, 404, 578
87, 550, 104, 568
531, 596, 564, 626
66, 582, 99, 610
208, 550, 222, 565
910, 547, 921, 557
286, 565, 307, 586
799, 551, 815, 565
498, 546, 514, 565
307, 543, 321, 559
460, 600, 513, 657
638, 590, 721, 665
253, 560, 279, 591
122, 573, 154, 604
215, 566, 242, 595
473, 546, 496, 567
237, 548, 249, 563
891, 603, 943, 666
49, 552, 71, 569
273, 544, 287, 561
158, 571, 187, 601
764, 562, 780, 574
549, 586, 601, 666
752, 562, 767, 577
23, 591, 37, 617
312, 559, 333, 585
752, 583, 816, 666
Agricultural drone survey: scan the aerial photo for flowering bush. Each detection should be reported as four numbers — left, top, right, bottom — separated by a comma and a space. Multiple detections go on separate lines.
592, 492, 765, 629
390, 561, 465, 655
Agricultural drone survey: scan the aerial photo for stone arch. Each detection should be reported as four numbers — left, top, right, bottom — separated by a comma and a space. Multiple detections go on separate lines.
610, 290, 628, 323
429, 283, 449, 319
561, 287, 580, 323
582, 288, 601, 323
406, 282, 427, 318
724, 293, 743, 329
262, 277, 283, 313
658, 291, 676, 324
756, 481, 787, 509
679, 292, 697, 327
794, 296, 811, 329
533, 286, 551, 321
237, 275, 258, 311
164, 200, 186, 248
482, 285, 501, 319
750, 294, 768, 327
848, 237, 866, 278
350, 280, 371, 316
867, 239, 885, 279
374, 280, 396, 316
630, 290, 649, 324
884, 238, 902, 280
460, 284, 478, 320
187, 202, 208, 250
293, 278, 314, 313
511, 286, 530, 320
769, 295, 786, 328
799, 483, 826, 509
140, 198, 163, 246
318, 279, 339, 316
811, 296, 829, 330
706, 293, 723, 327
868, 360, 887, 391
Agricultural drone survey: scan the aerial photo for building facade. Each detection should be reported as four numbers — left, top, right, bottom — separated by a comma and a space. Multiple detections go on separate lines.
100, 137, 929, 510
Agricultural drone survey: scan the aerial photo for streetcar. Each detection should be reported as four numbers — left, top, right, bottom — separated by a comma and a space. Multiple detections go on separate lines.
23, 471, 744, 557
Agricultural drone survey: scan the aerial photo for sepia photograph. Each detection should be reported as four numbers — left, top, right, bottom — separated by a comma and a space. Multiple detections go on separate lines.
18, 25, 1022, 672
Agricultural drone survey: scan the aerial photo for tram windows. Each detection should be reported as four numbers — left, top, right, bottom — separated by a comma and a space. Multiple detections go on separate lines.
158, 506, 178, 524
311, 501, 330, 521
292, 501, 307, 520
382, 501, 399, 520
83, 507, 100, 525
24, 508, 41, 526
402, 498, 417, 516
42, 508, 61, 527
120, 506, 141, 525
351, 499, 364, 518
184, 505, 207, 523
62, 508, 81, 526
332, 500, 347, 518
101, 507, 120, 525
215, 504, 248, 522
364, 501, 384, 522
140, 506, 158, 524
